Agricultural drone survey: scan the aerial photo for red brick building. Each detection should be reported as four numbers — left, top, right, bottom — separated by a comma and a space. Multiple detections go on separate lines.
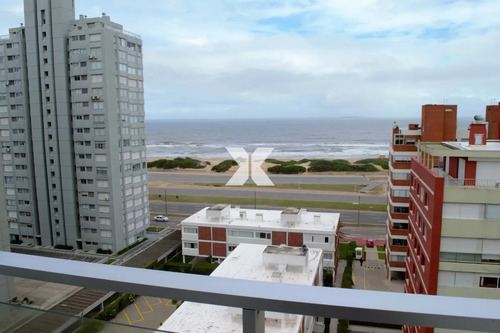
386, 105, 457, 280
404, 111, 500, 333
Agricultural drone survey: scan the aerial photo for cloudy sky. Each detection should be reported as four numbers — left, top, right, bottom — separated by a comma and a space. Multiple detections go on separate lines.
2, 1, 500, 119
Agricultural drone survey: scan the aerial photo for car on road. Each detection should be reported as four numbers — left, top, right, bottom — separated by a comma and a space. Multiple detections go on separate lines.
366, 239, 374, 247
154, 215, 169, 222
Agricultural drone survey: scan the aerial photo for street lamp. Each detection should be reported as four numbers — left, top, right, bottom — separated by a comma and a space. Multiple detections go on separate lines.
352, 195, 361, 225
167, 187, 168, 215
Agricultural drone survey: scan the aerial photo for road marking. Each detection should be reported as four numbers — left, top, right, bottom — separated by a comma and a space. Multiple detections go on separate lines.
130, 303, 145, 323
149, 297, 163, 306
142, 296, 154, 313
123, 309, 133, 325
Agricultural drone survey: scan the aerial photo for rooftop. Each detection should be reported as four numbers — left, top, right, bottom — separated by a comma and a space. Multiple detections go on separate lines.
182, 206, 339, 233
160, 243, 322, 332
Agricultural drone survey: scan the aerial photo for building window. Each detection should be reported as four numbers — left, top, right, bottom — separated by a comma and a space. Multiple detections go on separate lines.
392, 189, 410, 198
228, 230, 254, 238
394, 155, 412, 163
257, 232, 271, 239
391, 238, 407, 246
392, 206, 409, 214
394, 134, 404, 145
184, 242, 198, 249
480, 277, 499, 288
183, 227, 198, 234
89, 34, 101, 42
406, 138, 416, 146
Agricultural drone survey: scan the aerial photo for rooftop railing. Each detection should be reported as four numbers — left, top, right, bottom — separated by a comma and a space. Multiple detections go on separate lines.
0, 252, 499, 332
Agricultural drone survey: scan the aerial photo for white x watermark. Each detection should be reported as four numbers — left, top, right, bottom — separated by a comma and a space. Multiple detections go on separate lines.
225, 147, 274, 186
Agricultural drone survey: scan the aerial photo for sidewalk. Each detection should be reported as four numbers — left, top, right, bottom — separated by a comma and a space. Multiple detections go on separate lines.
352, 247, 403, 292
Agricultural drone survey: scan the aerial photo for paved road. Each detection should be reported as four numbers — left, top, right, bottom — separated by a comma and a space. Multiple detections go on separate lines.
149, 186, 387, 205
150, 202, 387, 225
148, 171, 385, 185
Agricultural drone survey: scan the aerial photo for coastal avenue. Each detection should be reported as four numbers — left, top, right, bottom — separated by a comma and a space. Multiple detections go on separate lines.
148, 171, 387, 224
149, 202, 387, 225
148, 171, 375, 185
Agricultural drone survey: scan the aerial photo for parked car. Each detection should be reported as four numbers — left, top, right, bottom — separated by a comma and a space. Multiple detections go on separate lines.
366, 239, 374, 247
154, 215, 168, 222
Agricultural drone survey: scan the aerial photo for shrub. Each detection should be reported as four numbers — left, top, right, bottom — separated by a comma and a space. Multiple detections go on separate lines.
268, 164, 306, 174
323, 270, 333, 287
211, 159, 238, 172
10, 239, 22, 245
308, 159, 334, 172
76, 321, 105, 333
355, 158, 389, 170
116, 238, 147, 256
95, 293, 136, 321
265, 158, 284, 164
165, 261, 192, 273
96, 248, 113, 255
147, 159, 178, 169
191, 262, 219, 275
54, 244, 74, 250
174, 157, 206, 169
309, 159, 379, 172
337, 319, 349, 333
144, 259, 158, 270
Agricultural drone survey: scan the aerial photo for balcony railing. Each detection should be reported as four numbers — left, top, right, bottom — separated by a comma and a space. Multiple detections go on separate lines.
432, 168, 500, 188
0, 252, 499, 332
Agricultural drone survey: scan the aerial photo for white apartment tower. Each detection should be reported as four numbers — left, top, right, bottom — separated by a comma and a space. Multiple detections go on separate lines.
0, 0, 149, 253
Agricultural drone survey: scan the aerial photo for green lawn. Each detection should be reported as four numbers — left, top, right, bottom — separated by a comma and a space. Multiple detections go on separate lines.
192, 183, 367, 192
149, 194, 387, 212
146, 227, 165, 232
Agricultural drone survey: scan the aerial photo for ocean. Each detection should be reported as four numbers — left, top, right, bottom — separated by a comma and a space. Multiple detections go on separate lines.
145, 117, 471, 160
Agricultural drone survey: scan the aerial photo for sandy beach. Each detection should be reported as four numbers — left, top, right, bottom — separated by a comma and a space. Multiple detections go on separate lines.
146, 157, 388, 177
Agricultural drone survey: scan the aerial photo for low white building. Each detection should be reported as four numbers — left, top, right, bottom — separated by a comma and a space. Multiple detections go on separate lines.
160, 243, 324, 333
181, 205, 340, 272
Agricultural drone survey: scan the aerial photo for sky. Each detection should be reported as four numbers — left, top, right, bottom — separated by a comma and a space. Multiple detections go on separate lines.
1, 0, 500, 119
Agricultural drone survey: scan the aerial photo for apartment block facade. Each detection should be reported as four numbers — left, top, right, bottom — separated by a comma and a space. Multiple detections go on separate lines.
404, 114, 500, 333
181, 205, 340, 272
386, 105, 457, 279
0, 0, 148, 252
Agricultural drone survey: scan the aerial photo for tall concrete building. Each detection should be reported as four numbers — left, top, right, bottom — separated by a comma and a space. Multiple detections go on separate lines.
403, 113, 500, 333
386, 105, 457, 280
0, 0, 149, 253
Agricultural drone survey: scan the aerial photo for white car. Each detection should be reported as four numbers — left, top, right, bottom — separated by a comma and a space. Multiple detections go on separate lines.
154, 215, 169, 222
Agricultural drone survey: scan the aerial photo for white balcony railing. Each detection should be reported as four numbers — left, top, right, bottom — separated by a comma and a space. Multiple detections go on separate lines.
432, 168, 500, 188
0, 252, 499, 332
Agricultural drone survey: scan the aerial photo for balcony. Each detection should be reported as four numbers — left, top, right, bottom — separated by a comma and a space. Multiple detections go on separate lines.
0, 252, 499, 333
388, 244, 407, 253
432, 168, 500, 188
388, 224, 408, 236
387, 261, 406, 268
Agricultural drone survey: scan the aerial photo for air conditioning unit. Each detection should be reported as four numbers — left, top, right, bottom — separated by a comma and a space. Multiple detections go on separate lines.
91, 95, 100, 100
5, 148, 10, 153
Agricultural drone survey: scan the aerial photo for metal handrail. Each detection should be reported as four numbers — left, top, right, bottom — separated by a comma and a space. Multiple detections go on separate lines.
0, 252, 499, 332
